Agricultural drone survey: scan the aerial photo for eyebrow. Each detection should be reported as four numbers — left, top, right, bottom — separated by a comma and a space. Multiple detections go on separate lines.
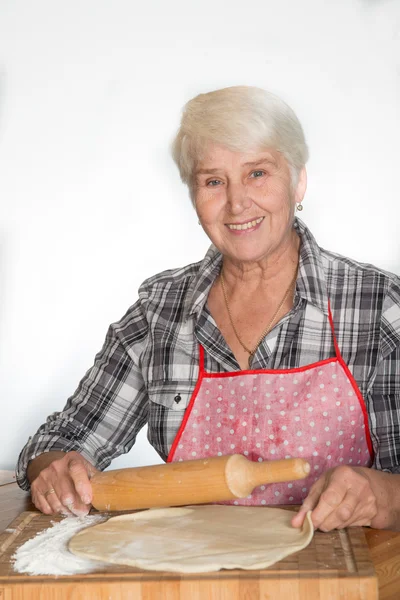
242, 157, 277, 168
195, 168, 222, 175
195, 157, 277, 176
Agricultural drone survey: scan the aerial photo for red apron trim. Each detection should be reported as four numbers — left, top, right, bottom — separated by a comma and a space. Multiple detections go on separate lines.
327, 303, 374, 459
202, 356, 338, 378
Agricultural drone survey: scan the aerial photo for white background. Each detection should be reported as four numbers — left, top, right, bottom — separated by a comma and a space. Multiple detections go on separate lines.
0, 0, 399, 471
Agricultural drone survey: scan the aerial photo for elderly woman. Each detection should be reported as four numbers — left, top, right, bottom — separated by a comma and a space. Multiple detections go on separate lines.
17, 86, 400, 532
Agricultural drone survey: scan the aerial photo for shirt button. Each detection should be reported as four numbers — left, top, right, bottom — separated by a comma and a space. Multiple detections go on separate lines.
174, 394, 182, 404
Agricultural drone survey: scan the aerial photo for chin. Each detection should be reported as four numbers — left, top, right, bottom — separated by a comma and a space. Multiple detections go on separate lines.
227, 247, 271, 263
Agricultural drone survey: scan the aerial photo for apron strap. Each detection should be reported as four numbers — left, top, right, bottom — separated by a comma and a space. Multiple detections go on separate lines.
199, 344, 205, 374
328, 300, 343, 361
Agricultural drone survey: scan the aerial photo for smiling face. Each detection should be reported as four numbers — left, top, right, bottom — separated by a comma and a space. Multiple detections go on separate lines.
193, 144, 307, 265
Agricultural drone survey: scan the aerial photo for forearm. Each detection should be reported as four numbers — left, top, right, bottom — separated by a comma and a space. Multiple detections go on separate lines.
19, 314, 149, 492
27, 451, 67, 484
361, 467, 400, 530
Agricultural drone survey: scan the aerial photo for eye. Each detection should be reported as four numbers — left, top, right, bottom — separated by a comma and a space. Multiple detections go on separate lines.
206, 179, 222, 187
250, 170, 266, 179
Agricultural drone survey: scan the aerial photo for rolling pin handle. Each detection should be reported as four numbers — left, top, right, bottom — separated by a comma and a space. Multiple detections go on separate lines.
225, 455, 311, 499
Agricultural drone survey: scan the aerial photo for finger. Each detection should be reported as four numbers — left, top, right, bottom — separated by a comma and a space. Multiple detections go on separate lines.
43, 487, 57, 501
36, 474, 76, 515
34, 488, 70, 516
68, 458, 93, 505
292, 479, 324, 528
84, 460, 99, 480
291, 510, 310, 528
315, 489, 360, 532
310, 485, 347, 530
42, 487, 73, 515
339, 496, 377, 530
62, 499, 90, 517
31, 491, 53, 515
58, 485, 90, 516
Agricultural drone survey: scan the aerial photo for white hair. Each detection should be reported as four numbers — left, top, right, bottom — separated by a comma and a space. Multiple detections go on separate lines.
172, 86, 309, 197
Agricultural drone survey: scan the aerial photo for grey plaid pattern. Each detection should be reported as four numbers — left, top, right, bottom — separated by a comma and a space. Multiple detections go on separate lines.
16, 219, 400, 490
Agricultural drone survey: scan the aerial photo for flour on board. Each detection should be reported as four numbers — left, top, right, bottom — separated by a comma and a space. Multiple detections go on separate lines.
13, 515, 107, 575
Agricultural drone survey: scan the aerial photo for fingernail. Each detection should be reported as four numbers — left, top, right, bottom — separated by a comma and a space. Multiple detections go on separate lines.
81, 495, 91, 504
72, 507, 90, 517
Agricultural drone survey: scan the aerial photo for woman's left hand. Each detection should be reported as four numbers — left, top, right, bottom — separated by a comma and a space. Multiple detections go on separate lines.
291, 465, 386, 531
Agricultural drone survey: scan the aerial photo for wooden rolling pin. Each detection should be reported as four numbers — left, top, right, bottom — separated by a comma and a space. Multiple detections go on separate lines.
91, 454, 310, 511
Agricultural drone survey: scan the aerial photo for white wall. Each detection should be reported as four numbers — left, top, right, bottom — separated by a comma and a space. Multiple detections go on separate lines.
0, 0, 399, 471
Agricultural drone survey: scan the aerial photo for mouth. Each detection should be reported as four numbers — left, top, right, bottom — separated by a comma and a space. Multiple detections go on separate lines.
226, 216, 264, 231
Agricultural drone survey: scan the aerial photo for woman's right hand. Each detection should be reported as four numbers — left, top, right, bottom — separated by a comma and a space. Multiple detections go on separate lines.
28, 451, 99, 516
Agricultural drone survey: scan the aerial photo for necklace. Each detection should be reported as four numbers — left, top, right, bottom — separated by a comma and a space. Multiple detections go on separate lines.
220, 267, 298, 368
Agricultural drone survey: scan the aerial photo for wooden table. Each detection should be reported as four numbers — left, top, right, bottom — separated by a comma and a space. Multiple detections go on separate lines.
1, 474, 400, 599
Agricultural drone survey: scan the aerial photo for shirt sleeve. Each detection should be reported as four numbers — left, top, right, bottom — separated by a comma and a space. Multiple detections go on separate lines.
16, 299, 150, 491
368, 346, 400, 473
366, 280, 400, 474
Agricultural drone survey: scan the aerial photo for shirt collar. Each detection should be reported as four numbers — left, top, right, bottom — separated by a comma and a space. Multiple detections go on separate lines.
184, 244, 222, 321
294, 218, 329, 317
184, 217, 329, 321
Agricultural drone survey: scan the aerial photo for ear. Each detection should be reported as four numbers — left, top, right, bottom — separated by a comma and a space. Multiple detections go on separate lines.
294, 167, 307, 205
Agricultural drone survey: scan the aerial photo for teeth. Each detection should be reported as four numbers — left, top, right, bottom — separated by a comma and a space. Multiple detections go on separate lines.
227, 217, 263, 231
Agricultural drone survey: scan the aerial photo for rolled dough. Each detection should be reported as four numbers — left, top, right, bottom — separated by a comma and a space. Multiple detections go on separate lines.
68, 505, 313, 573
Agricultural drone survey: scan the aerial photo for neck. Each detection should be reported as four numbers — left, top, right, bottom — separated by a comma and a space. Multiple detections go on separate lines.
221, 228, 300, 289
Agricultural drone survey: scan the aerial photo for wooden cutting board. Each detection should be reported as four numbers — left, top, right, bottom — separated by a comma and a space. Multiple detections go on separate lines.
0, 510, 378, 600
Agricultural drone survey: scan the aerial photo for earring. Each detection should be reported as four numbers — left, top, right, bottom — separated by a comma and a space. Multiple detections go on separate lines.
296, 203, 303, 212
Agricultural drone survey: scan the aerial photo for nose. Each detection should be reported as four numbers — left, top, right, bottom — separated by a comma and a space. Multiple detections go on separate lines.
226, 181, 252, 214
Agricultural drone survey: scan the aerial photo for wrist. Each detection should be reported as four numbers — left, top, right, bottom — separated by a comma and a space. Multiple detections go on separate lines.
360, 467, 400, 530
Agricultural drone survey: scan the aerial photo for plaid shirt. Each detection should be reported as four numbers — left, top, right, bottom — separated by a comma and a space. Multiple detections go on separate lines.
16, 219, 400, 490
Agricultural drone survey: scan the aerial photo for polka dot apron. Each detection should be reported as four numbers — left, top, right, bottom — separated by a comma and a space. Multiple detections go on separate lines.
168, 306, 373, 505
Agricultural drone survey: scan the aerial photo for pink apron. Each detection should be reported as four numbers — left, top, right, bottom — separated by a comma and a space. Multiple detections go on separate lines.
168, 306, 373, 504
